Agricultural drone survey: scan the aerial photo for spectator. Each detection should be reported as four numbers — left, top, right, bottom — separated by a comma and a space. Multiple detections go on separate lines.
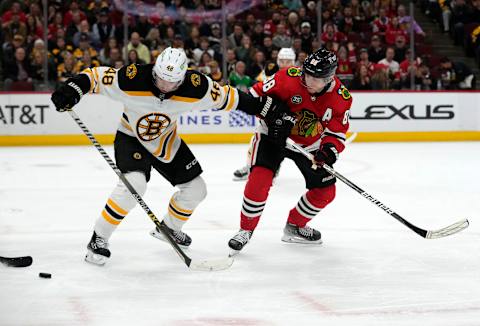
48, 12, 64, 40
296, 50, 308, 66
300, 21, 314, 53
73, 20, 100, 49
92, 8, 115, 46
251, 22, 266, 48
126, 49, 146, 65
350, 64, 372, 90
76, 50, 100, 71
235, 35, 256, 66
73, 33, 98, 62
261, 36, 276, 60
207, 60, 223, 83
50, 36, 73, 65
4, 47, 32, 90
114, 59, 124, 69
65, 12, 83, 44
3, 34, 25, 60
198, 51, 214, 74
3, 13, 27, 42
338, 6, 359, 34
193, 37, 215, 65
144, 28, 162, 51
451, 0, 472, 45
379, 47, 401, 88
1, 2, 26, 26
358, 48, 374, 74
393, 34, 408, 63
370, 64, 390, 89
372, 7, 389, 36
368, 34, 386, 63
30, 50, 56, 86
414, 63, 435, 90
228, 23, 244, 49
135, 13, 152, 39
228, 61, 253, 92
226, 48, 237, 75
336, 45, 355, 87
57, 53, 79, 82
126, 32, 151, 64
385, 16, 408, 45
63, 1, 87, 27
184, 25, 201, 52
208, 23, 222, 52
99, 37, 119, 65
321, 23, 347, 46
439, 56, 476, 89
248, 50, 266, 79
25, 15, 43, 44
264, 12, 282, 36
272, 23, 292, 48
397, 4, 426, 38
286, 11, 301, 36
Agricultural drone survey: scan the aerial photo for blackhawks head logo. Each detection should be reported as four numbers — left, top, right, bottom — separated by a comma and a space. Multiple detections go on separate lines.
291, 109, 323, 137
337, 85, 351, 100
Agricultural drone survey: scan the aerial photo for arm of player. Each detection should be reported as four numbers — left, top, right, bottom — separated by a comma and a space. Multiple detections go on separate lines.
200, 75, 291, 124
314, 102, 352, 166
51, 66, 118, 112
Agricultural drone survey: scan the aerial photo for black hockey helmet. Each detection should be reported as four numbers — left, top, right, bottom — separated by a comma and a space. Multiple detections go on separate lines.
302, 48, 338, 78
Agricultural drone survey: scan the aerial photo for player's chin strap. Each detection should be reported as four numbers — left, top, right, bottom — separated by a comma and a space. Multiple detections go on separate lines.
67, 108, 233, 271
286, 138, 469, 239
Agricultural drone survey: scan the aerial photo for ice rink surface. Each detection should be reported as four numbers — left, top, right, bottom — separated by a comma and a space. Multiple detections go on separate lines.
1, 141, 479, 326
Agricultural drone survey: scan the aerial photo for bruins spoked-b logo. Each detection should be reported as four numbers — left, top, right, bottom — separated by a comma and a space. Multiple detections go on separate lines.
136, 113, 171, 141
126, 64, 137, 79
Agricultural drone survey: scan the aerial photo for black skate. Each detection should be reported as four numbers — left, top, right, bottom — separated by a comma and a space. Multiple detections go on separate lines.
150, 221, 192, 248
233, 165, 249, 181
85, 231, 111, 265
281, 223, 322, 244
228, 229, 253, 256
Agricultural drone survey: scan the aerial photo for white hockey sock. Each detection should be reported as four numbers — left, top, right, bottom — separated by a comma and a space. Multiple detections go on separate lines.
163, 176, 207, 231
94, 171, 147, 239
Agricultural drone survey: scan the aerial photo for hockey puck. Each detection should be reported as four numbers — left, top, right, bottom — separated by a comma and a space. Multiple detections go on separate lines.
39, 272, 51, 279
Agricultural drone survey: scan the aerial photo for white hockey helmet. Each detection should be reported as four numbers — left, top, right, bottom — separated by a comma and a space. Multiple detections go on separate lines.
152, 47, 188, 91
277, 47, 296, 65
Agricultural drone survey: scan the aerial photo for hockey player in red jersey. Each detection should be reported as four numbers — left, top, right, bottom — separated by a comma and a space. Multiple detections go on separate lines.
228, 48, 353, 254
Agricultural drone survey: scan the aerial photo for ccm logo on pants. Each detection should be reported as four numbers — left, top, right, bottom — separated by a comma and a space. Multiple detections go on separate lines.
186, 159, 198, 170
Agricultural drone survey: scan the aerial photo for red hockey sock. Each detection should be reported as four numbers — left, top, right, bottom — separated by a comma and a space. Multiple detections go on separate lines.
287, 185, 336, 227
240, 166, 274, 231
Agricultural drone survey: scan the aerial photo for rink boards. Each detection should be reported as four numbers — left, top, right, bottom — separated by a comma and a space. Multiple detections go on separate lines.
0, 91, 479, 145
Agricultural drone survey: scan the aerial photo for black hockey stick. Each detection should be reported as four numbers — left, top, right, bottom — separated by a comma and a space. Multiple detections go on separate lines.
67, 109, 233, 271
0, 256, 33, 267
286, 138, 469, 239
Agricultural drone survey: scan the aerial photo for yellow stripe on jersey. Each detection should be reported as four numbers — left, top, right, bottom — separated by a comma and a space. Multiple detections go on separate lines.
107, 198, 128, 215
121, 118, 133, 131
102, 209, 121, 225
163, 127, 177, 161
93, 67, 100, 93
225, 87, 236, 111
124, 91, 154, 96
169, 95, 200, 103
152, 126, 175, 157
168, 206, 189, 221
170, 198, 193, 214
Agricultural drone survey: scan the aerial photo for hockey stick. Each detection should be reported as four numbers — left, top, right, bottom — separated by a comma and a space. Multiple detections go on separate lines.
345, 132, 357, 144
0, 256, 33, 267
286, 138, 469, 239
67, 109, 233, 271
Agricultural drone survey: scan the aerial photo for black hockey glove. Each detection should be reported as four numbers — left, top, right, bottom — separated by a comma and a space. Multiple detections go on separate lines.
258, 96, 290, 124
51, 82, 83, 112
267, 112, 296, 145
314, 144, 338, 166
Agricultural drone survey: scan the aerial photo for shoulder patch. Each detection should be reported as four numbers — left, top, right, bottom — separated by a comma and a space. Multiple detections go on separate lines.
173, 70, 209, 100
287, 67, 302, 77
337, 85, 351, 100
126, 64, 137, 79
118, 64, 153, 92
190, 73, 201, 87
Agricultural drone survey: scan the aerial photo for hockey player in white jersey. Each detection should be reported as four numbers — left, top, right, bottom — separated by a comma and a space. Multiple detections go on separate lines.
51, 47, 295, 265
233, 48, 297, 181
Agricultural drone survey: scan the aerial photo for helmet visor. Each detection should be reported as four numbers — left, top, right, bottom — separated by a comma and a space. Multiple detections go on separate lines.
304, 73, 334, 93
153, 71, 182, 93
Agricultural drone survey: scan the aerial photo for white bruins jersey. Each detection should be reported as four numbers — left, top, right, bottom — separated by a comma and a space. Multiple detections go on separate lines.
81, 64, 239, 162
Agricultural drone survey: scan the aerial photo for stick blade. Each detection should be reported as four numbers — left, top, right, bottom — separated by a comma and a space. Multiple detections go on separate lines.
426, 219, 469, 239
188, 256, 234, 271
0, 256, 33, 267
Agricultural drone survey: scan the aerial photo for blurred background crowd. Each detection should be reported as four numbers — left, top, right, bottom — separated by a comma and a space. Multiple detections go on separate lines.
0, 0, 478, 92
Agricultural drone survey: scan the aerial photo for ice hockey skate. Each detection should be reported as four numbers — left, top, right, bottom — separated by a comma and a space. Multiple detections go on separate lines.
150, 221, 192, 248
85, 231, 111, 265
233, 165, 249, 181
228, 229, 253, 256
281, 223, 322, 244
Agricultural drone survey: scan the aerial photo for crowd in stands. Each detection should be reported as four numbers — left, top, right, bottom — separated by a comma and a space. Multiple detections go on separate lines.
0, 0, 476, 92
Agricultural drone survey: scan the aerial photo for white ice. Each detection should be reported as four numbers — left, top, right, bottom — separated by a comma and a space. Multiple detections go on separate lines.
1, 141, 479, 326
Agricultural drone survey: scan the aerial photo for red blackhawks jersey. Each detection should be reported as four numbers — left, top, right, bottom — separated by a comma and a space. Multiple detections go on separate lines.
250, 66, 353, 153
